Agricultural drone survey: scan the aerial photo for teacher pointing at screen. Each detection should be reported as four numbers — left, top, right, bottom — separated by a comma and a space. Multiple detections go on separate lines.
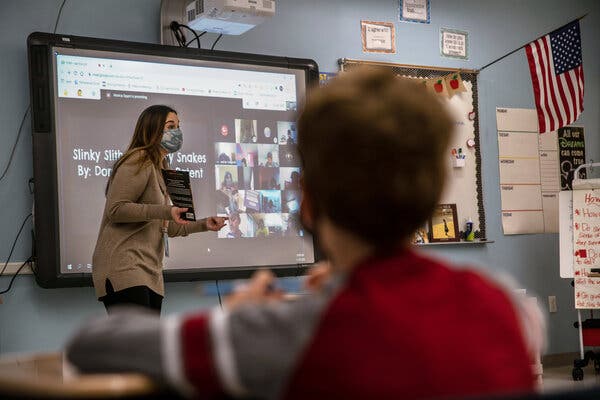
92, 105, 227, 314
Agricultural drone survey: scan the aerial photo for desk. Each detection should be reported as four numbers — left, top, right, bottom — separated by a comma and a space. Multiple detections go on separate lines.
0, 352, 179, 399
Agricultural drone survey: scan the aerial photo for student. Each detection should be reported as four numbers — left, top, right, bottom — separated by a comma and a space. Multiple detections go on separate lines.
255, 218, 269, 237
226, 212, 244, 238
66, 68, 544, 399
285, 171, 300, 189
264, 151, 276, 167
221, 170, 236, 190
92, 105, 227, 314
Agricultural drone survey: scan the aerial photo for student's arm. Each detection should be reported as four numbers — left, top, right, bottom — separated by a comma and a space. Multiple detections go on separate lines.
65, 274, 337, 399
65, 308, 212, 398
65, 309, 165, 381
106, 156, 172, 223
162, 287, 332, 399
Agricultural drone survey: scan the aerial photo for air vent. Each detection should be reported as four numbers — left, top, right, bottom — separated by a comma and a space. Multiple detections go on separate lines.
29, 45, 51, 133
263, 0, 273, 8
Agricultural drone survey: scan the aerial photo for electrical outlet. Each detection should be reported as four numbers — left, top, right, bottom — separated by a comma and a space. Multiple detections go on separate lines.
548, 295, 557, 313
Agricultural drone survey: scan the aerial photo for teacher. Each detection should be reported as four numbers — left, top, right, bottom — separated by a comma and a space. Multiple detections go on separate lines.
92, 105, 227, 314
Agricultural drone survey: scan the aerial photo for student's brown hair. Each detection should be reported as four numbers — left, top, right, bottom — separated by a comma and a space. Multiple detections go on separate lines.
106, 105, 176, 194
298, 67, 453, 251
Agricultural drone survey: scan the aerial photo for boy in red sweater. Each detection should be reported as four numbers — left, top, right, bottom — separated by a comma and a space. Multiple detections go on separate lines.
67, 68, 544, 399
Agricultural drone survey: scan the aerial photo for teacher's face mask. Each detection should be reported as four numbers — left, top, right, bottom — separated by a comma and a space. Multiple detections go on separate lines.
161, 128, 183, 153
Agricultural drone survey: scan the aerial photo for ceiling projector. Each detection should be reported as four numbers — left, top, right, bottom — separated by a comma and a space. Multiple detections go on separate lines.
186, 0, 276, 35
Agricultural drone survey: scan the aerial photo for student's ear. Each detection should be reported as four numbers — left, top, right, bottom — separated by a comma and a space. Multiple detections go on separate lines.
300, 188, 316, 234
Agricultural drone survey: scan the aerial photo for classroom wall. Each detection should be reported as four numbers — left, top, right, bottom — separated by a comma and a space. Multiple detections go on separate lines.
1, 0, 599, 355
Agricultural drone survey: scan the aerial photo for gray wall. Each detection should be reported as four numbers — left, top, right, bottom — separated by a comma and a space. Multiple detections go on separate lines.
1, 0, 599, 355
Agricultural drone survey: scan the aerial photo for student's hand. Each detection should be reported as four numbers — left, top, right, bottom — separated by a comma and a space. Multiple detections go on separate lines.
226, 269, 284, 310
304, 261, 332, 292
206, 216, 228, 231
171, 207, 190, 225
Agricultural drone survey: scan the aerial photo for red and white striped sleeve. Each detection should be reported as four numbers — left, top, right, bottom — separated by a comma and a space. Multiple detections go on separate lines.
163, 309, 250, 398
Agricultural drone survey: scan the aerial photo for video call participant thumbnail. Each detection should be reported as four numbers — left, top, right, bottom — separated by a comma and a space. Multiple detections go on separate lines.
215, 142, 237, 165
257, 120, 278, 144
279, 144, 300, 167
236, 118, 257, 143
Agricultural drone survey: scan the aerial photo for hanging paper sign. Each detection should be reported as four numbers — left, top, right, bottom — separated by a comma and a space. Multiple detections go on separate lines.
440, 28, 468, 60
445, 73, 466, 96
426, 77, 449, 97
361, 21, 396, 54
398, 0, 430, 24
558, 126, 586, 190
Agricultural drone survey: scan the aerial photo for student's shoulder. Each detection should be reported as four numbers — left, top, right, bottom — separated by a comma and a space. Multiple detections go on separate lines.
409, 252, 510, 299
448, 266, 525, 321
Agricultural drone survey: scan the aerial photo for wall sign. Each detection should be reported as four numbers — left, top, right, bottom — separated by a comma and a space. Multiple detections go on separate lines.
573, 188, 600, 308
361, 21, 396, 54
399, 0, 430, 24
558, 126, 586, 190
440, 28, 468, 60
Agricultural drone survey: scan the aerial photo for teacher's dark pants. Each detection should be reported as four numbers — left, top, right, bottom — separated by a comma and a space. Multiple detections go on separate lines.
100, 279, 163, 314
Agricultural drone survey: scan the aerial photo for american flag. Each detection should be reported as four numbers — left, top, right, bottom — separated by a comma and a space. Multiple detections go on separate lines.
525, 20, 584, 133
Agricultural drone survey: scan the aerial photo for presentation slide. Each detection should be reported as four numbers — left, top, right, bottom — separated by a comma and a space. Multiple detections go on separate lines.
53, 48, 314, 274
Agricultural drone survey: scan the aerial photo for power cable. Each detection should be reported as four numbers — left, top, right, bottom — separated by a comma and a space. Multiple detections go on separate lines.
170, 21, 186, 47
0, 1, 64, 295
177, 23, 202, 48
0, 258, 33, 295
186, 31, 207, 48
211, 34, 223, 51
0, 106, 30, 183
53, 0, 67, 34
216, 280, 223, 309
1, 0, 66, 183
170, 21, 203, 48
0, 213, 33, 278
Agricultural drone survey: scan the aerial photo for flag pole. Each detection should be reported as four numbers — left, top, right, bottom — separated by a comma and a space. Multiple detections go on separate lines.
478, 13, 588, 72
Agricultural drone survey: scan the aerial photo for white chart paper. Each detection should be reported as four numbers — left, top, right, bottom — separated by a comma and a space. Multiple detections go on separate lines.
496, 108, 560, 234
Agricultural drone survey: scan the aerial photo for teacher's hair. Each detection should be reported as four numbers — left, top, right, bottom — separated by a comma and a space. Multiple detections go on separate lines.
106, 105, 177, 194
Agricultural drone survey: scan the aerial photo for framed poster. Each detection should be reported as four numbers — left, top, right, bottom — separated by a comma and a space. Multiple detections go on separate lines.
440, 28, 468, 60
429, 204, 460, 242
558, 126, 586, 190
361, 21, 396, 54
399, 0, 430, 24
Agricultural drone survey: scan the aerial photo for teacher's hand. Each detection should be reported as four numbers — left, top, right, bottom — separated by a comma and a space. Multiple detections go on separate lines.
206, 216, 228, 231
171, 207, 190, 225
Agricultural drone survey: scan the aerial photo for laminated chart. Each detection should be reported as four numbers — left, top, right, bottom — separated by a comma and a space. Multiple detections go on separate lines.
496, 108, 560, 234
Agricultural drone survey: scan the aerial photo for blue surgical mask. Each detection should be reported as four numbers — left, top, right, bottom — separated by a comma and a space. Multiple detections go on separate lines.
161, 128, 183, 153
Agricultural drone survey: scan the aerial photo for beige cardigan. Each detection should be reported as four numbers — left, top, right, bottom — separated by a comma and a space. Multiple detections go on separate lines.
92, 151, 207, 298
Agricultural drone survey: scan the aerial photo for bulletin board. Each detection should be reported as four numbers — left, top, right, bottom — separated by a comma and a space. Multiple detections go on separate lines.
339, 58, 486, 241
